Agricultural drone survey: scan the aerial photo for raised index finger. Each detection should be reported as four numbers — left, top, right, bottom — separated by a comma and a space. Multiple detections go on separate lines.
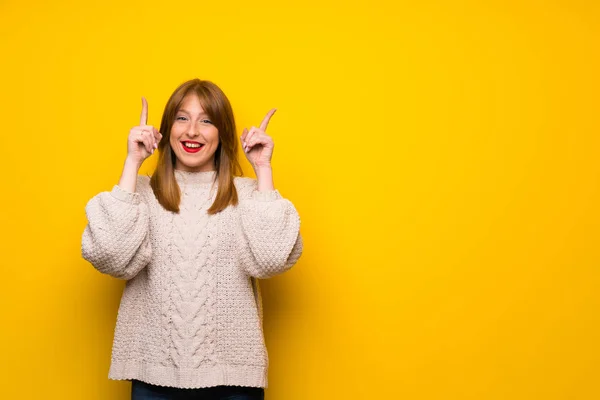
259, 108, 277, 131
140, 96, 148, 126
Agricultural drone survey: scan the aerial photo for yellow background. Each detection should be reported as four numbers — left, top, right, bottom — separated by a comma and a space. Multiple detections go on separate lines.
1, 0, 599, 398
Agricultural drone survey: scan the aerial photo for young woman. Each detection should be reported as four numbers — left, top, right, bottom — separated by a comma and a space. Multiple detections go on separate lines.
81, 78, 303, 400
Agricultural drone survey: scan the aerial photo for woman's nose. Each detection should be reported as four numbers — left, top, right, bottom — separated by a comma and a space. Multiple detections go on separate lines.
186, 125, 200, 137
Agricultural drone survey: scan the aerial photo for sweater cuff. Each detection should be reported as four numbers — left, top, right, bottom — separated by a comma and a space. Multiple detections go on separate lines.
251, 189, 282, 202
111, 185, 141, 204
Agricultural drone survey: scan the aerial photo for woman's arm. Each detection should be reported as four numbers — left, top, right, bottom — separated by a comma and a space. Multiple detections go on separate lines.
81, 175, 152, 280
81, 97, 160, 280
237, 109, 303, 278
236, 178, 304, 279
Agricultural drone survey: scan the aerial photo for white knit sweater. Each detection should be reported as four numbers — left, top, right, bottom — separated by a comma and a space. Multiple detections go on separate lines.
81, 170, 303, 389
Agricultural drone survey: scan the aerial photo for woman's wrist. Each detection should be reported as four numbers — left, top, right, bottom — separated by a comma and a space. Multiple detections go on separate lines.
125, 156, 143, 171
255, 165, 274, 192
119, 157, 142, 192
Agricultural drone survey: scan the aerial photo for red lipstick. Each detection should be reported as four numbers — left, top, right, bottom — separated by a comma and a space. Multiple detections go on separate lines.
181, 141, 204, 153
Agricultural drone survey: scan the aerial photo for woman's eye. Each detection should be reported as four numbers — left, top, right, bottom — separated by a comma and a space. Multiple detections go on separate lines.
176, 116, 211, 124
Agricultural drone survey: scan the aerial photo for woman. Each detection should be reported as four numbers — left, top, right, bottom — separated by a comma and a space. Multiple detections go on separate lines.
81, 78, 303, 400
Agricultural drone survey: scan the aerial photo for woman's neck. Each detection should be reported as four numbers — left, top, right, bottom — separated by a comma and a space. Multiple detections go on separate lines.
174, 169, 217, 185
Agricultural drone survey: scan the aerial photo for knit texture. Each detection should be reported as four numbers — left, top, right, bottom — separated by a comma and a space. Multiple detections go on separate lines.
81, 170, 303, 388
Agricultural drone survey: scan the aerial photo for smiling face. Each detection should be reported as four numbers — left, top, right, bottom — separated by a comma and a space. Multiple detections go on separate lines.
169, 93, 220, 172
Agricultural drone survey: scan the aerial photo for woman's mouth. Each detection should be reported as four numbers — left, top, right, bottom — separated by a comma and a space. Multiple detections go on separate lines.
181, 141, 204, 153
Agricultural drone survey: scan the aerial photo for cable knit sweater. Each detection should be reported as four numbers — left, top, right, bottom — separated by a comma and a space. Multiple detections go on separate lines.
81, 170, 303, 389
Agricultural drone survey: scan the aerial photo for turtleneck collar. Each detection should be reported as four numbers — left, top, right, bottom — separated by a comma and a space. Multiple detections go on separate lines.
174, 169, 217, 185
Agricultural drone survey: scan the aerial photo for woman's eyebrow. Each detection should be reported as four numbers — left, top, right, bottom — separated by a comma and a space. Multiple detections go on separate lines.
178, 109, 208, 116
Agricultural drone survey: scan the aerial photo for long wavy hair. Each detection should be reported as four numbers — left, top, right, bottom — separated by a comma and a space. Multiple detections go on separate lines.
150, 79, 242, 214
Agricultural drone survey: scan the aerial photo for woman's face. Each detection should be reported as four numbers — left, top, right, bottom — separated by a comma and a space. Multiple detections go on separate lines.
170, 94, 219, 172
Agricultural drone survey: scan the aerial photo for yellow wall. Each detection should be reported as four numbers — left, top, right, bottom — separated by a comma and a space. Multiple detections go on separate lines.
1, 0, 599, 398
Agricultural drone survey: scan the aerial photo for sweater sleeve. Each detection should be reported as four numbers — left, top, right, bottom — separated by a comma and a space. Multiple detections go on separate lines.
81, 177, 152, 280
236, 178, 304, 279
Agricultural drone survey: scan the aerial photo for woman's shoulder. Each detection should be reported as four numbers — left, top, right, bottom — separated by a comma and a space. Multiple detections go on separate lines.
135, 174, 153, 200
136, 174, 151, 189
136, 174, 151, 183
233, 175, 256, 186
233, 176, 258, 200
232, 176, 283, 203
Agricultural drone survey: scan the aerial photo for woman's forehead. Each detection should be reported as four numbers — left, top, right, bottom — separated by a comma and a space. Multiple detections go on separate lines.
178, 94, 208, 115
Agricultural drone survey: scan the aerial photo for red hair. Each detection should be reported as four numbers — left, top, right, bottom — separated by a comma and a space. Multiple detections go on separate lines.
150, 79, 242, 214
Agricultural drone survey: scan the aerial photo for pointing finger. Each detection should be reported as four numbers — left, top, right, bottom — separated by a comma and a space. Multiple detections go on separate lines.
259, 108, 277, 131
140, 96, 148, 126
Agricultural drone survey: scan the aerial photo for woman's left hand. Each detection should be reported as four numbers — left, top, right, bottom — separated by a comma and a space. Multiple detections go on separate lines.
241, 108, 277, 170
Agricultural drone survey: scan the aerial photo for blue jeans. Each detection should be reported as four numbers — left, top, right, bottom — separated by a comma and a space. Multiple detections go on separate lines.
131, 380, 265, 400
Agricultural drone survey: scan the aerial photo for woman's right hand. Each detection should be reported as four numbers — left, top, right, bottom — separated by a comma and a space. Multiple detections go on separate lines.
127, 97, 162, 167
